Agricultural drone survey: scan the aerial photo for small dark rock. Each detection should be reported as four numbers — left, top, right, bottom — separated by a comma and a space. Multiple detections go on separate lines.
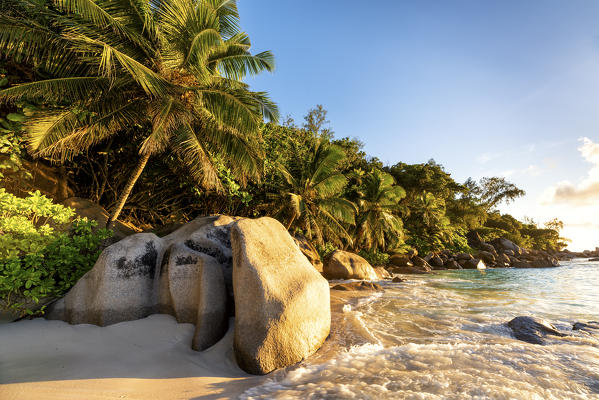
507, 316, 565, 345
392, 277, 406, 283
332, 281, 383, 291
573, 321, 599, 334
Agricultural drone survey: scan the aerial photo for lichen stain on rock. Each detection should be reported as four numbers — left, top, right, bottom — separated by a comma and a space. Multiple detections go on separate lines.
184, 240, 231, 265
115, 242, 158, 279
207, 227, 231, 248
175, 255, 198, 266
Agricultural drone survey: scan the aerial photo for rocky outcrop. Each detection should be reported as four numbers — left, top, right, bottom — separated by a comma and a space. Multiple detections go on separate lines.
477, 251, 496, 265
323, 250, 378, 280
231, 217, 330, 375
464, 258, 486, 270
332, 281, 383, 291
507, 316, 565, 345
386, 252, 432, 274
389, 266, 432, 274
293, 234, 323, 272
491, 238, 522, 255
374, 266, 391, 279
47, 215, 331, 375
429, 255, 444, 269
445, 260, 462, 269
62, 197, 139, 239
1, 157, 74, 201
389, 254, 412, 267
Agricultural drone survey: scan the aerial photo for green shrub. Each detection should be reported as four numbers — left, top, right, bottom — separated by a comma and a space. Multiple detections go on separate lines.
0, 189, 112, 316
317, 242, 338, 260
358, 249, 389, 266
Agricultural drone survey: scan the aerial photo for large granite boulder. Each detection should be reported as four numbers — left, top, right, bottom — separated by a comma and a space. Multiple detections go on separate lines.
389, 254, 412, 267
507, 316, 565, 345
164, 215, 238, 300
293, 234, 323, 272
47, 216, 237, 352
158, 244, 228, 351
491, 238, 522, 256
47, 233, 166, 326
323, 250, 378, 280
231, 217, 330, 375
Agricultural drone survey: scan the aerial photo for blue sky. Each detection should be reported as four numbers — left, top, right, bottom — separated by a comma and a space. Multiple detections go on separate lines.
238, 1, 599, 250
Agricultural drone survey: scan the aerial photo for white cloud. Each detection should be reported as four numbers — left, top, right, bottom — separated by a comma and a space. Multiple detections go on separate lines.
546, 137, 599, 205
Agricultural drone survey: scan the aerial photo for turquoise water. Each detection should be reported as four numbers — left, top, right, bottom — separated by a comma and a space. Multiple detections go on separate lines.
243, 260, 599, 399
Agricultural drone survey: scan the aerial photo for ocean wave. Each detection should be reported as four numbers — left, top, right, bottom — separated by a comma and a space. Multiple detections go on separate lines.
241, 341, 599, 399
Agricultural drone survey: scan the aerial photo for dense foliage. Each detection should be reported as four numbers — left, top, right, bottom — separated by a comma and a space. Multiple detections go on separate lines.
0, 190, 111, 315
0, 0, 569, 310
0, 0, 278, 228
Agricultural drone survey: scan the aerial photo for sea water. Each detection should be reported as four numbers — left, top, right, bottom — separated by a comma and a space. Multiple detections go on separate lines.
242, 259, 599, 399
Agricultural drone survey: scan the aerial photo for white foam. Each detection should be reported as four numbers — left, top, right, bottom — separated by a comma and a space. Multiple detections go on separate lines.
243, 266, 599, 399
242, 341, 599, 399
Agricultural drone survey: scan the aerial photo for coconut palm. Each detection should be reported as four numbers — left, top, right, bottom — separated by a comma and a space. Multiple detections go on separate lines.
0, 0, 278, 227
268, 140, 355, 247
356, 169, 406, 252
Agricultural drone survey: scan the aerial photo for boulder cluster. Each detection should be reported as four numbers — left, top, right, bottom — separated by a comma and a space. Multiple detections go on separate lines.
556, 247, 599, 261
383, 233, 560, 274
47, 216, 330, 375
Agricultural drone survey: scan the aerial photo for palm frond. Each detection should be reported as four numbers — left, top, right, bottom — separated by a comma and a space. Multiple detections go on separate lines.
171, 123, 223, 190
0, 77, 108, 105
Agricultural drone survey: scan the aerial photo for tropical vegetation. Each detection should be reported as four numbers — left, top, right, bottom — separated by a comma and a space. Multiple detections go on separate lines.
0, 0, 570, 313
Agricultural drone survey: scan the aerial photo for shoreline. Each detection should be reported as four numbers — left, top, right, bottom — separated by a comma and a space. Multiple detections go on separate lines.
0, 287, 374, 400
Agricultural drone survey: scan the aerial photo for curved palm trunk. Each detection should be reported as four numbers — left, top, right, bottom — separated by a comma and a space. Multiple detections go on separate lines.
107, 152, 151, 229
286, 214, 296, 230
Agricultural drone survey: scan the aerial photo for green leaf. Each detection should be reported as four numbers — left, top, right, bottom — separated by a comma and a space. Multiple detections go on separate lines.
6, 113, 26, 122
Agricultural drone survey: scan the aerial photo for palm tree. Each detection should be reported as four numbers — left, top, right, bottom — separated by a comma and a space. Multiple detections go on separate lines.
0, 0, 278, 227
268, 140, 355, 247
356, 169, 406, 252
416, 191, 446, 228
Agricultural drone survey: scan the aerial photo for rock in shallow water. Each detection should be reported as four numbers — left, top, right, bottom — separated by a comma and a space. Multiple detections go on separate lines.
507, 316, 565, 345
573, 321, 599, 335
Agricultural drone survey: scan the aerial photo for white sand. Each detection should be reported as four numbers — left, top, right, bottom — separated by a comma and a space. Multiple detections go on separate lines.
0, 314, 264, 399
